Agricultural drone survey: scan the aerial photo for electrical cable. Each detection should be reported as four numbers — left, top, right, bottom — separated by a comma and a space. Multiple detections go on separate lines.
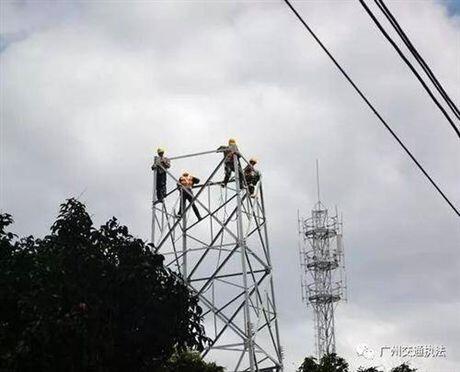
282, 0, 460, 218
358, 0, 460, 139
374, 0, 460, 120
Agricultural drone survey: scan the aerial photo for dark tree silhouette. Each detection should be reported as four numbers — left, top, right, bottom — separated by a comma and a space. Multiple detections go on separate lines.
298, 354, 413, 372
298, 353, 348, 372
391, 363, 417, 372
320, 353, 349, 372
160, 350, 224, 372
0, 199, 209, 372
297, 356, 319, 372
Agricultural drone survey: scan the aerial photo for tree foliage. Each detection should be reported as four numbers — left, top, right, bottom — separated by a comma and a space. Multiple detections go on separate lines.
321, 353, 349, 372
298, 356, 319, 372
160, 350, 224, 372
0, 199, 209, 372
298, 353, 348, 372
297, 356, 319, 372
298, 354, 416, 372
390, 363, 417, 372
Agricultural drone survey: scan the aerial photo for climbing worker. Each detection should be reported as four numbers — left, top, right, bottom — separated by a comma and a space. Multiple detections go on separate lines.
151, 147, 171, 203
244, 158, 261, 197
177, 172, 202, 220
219, 138, 243, 188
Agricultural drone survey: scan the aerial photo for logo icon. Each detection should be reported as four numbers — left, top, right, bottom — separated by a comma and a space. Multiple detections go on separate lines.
356, 344, 375, 360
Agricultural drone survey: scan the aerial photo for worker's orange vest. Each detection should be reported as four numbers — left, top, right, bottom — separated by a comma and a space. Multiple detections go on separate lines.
179, 175, 194, 188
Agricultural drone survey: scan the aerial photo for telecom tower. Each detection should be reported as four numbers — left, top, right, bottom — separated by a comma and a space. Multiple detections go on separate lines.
151, 146, 283, 372
298, 162, 346, 359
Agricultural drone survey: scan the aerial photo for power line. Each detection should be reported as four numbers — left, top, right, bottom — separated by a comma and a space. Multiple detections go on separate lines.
282, 0, 460, 218
374, 0, 460, 120
358, 0, 460, 139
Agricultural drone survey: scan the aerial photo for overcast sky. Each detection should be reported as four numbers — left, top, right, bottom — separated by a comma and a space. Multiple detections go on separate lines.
1, 1, 459, 371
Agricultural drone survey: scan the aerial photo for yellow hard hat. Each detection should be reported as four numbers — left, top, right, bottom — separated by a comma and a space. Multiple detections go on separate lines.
157, 147, 165, 154
228, 138, 236, 145
249, 158, 257, 164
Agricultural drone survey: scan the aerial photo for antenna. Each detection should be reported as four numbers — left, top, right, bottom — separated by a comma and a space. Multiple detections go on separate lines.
316, 159, 321, 204
298, 164, 347, 359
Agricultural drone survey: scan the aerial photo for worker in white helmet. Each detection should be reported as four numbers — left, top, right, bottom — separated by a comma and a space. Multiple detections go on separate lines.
151, 147, 171, 203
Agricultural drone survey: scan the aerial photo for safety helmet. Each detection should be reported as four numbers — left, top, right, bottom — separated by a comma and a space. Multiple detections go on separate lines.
157, 147, 165, 154
228, 138, 236, 145
182, 172, 189, 177
249, 158, 257, 165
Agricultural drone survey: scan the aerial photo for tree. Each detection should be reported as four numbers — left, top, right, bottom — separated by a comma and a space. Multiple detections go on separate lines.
0, 199, 209, 372
357, 367, 383, 372
161, 350, 224, 372
391, 363, 417, 372
320, 353, 348, 372
297, 356, 319, 372
298, 353, 348, 372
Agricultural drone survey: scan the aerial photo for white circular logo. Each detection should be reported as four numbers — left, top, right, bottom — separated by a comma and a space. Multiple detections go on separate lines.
356, 344, 375, 360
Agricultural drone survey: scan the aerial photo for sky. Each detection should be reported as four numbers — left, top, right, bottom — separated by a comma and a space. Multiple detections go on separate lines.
1, 1, 459, 371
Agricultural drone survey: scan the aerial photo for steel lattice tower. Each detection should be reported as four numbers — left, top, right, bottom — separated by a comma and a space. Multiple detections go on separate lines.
298, 162, 346, 359
151, 147, 283, 372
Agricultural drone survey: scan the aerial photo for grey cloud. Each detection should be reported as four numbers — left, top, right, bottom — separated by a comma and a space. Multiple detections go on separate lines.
0, 30, 29, 53
1, 1, 459, 371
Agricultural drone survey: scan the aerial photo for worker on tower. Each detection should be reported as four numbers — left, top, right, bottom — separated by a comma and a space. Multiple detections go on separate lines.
151, 147, 170, 203
177, 172, 202, 220
244, 158, 261, 197
218, 138, 243, 188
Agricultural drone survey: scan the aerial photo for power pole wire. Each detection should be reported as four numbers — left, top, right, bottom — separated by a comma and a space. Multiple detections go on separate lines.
374, 0, 460, 121
282, 0, 460, 218
358, 0, 460, 139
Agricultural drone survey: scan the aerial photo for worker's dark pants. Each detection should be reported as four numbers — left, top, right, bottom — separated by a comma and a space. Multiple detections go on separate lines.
245, 175, 259, 196
178, 189, 201, 220
223, 163, 244, 188
156, 171, 167, 202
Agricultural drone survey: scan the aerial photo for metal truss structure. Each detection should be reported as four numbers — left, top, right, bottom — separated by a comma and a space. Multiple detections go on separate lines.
151, 147, 283, 372
298, 164, 346, 359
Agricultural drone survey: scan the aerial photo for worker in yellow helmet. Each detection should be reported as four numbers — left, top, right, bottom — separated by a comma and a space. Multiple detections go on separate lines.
177, 172, 202, 220
217, 138, 243, 188
244, 158, 261, 197
151, 147, 171, 203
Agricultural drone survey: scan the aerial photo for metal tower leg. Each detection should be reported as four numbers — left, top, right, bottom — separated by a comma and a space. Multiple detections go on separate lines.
181, 189, 188, 279
260, 182, 283, 370
151, 156, 158, 246
234, 154, 255, 372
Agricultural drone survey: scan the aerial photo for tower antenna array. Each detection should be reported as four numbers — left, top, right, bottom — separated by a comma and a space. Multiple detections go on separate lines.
298, 162, 347, 358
